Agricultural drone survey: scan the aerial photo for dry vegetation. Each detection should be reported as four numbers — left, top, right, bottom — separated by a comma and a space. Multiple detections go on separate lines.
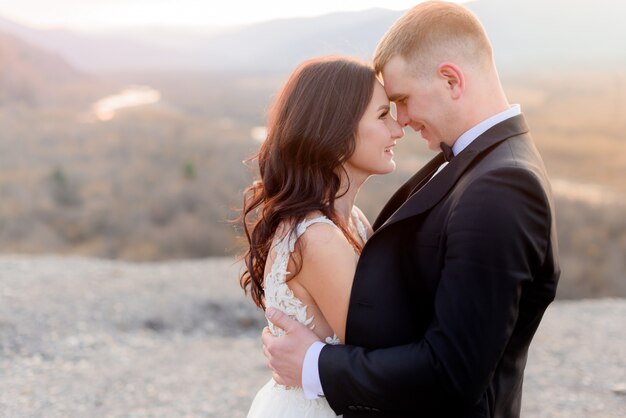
0, 69, 624, 298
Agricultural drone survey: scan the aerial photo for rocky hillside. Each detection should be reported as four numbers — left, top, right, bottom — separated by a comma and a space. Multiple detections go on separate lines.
0, 256, 624, 417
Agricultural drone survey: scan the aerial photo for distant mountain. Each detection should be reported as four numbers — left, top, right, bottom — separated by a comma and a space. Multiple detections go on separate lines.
0, 10, 404, 73
0, 0, 624, 74
0, 30, 81, 105
190, 8, 405, 72
0, 16, 188, 73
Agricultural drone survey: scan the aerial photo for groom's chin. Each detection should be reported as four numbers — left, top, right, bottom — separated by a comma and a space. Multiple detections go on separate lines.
424, 137, 438, 152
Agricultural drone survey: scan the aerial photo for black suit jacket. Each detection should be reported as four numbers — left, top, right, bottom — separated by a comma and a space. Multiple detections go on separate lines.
319, 115, 560, 417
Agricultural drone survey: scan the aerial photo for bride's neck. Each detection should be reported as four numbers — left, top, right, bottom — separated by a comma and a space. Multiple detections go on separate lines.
334, 191, 357, 225
333, 170, 366, 224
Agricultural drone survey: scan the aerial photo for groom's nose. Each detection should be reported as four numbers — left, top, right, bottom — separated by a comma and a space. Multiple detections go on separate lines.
391, 119, 405, 140
396, 105, 410, 127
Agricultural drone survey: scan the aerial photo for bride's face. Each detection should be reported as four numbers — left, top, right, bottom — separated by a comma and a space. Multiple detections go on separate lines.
344, 81, 404, 180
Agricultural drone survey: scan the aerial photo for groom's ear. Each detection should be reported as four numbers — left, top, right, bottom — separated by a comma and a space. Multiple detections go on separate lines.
437, 62, 464, 100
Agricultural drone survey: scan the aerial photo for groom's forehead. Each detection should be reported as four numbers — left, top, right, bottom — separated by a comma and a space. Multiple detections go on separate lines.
381, 77, 404, 102
381, 58, 411, 92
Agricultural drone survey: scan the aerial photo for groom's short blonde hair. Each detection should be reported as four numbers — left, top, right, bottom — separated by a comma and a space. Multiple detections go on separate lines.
373, 1, 493, 75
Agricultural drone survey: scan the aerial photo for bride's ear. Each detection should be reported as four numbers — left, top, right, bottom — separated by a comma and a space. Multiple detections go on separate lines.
437, 62, 464, 100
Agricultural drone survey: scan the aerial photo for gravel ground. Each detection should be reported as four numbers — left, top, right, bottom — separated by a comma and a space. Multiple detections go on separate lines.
0, 256, 624, 417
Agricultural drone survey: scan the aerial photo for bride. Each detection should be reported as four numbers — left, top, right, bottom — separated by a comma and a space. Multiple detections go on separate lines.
240, 56, 404, 417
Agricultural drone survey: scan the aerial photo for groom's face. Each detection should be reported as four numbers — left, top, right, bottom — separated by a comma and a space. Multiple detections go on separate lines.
381, 56, 453, 152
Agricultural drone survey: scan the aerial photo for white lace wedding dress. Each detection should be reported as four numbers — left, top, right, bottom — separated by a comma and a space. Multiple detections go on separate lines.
247, 210, 367, 418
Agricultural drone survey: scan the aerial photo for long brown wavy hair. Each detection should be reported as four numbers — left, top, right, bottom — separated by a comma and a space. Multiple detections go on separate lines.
240, 56, 376, 309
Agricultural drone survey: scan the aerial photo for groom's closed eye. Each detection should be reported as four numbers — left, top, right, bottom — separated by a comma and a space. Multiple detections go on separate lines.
388, 94, 406, 104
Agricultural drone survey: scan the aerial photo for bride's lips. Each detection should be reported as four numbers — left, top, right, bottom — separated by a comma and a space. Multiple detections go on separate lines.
384, 142, 396, 156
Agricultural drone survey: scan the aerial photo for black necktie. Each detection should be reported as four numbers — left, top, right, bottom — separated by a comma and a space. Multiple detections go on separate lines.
440, 142, 454, 162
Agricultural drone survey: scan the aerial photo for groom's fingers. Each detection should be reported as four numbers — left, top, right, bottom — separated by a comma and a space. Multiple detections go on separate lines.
272, 372, 285, 385
261, 323, 284, 383
265, 307, 297, 333
262, 325, 272, 340
262, 336, 271, 360
261, 328, 275, 372
261, 325, 274, 350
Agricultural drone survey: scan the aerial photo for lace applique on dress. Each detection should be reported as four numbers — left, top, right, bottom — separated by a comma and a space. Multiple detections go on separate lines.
352, 207, 368, 244
263, 210, 367, 346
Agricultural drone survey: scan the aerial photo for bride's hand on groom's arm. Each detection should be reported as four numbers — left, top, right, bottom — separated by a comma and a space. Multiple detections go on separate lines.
262, 307, 321, 387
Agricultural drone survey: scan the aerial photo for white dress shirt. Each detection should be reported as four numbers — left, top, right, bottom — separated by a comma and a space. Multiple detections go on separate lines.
302, 105, 522, 400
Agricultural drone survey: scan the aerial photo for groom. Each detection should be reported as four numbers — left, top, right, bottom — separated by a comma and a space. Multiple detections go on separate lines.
263, 2, 560, 417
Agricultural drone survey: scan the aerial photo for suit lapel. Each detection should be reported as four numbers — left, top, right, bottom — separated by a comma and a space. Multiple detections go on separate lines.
374, 115, 530, 233
372, 153, 445, 231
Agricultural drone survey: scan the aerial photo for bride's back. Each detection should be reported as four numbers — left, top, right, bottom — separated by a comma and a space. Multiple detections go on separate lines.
262, 213, 364, 344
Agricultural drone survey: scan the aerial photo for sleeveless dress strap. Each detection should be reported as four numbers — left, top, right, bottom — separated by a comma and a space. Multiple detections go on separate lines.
273, 211, 365, 259
289, 216, 337, 251
269, 216, 339, 273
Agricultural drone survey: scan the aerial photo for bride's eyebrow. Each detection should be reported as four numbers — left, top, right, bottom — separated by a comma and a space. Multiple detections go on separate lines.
377, 105, 390, 112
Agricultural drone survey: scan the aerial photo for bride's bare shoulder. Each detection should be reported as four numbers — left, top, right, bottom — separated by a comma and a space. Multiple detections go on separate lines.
297, 219, 356, 271
298, 214, 344, 247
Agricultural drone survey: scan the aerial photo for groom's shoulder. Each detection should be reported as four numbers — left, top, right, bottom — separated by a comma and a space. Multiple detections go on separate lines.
474, 132, 543, 173
462, 138, 550, 196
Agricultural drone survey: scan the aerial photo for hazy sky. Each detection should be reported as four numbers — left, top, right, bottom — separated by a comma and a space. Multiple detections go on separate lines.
0, 0, 471, 31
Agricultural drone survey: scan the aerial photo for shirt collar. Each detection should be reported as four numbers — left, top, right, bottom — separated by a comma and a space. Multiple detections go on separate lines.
451, 105, 522, 156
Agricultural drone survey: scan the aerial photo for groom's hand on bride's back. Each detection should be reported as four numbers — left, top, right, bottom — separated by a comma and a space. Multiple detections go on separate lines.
262, 307, 321, 387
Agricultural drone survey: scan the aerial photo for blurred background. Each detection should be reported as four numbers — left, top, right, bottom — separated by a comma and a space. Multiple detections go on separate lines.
0, 0, 625, 299
1, 2, 625, 417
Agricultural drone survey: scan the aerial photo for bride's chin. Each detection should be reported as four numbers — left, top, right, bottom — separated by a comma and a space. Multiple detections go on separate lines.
376, 163, 396, 175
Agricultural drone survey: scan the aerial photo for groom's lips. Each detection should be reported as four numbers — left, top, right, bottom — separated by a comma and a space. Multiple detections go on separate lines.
415, 125, 427, 138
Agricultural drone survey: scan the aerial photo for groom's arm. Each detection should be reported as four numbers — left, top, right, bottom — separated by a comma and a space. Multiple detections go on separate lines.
317, 167, 554, 414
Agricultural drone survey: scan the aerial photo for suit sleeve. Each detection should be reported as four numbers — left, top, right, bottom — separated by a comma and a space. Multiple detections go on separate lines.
319, 166, 552, 415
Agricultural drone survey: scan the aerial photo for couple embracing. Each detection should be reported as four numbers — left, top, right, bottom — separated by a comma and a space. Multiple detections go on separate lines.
239, 2, 560, 417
